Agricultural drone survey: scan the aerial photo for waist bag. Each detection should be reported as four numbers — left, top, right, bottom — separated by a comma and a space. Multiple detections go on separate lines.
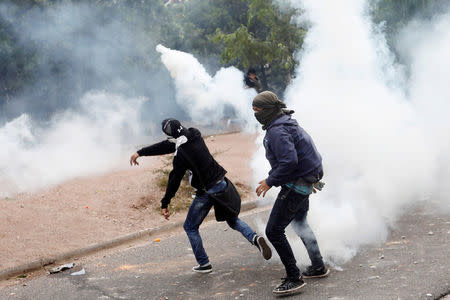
284, 177, 325, 196
285, 177, 314, 195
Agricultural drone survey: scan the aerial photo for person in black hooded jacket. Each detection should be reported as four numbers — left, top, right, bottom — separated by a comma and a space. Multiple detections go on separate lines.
130, 118, 271, 273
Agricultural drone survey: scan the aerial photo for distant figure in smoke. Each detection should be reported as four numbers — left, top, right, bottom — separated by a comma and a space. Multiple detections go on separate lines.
244, 67, 263, 93
252, 91, 329, 296
130, 118, 272, 273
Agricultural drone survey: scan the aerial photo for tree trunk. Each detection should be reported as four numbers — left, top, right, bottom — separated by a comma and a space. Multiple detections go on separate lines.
259, 64, 269, 91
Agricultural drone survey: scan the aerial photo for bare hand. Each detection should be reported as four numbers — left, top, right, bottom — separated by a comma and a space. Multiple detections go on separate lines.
161, 208, 171, 220
130, 152, 140, 166
256, 179, 271, 197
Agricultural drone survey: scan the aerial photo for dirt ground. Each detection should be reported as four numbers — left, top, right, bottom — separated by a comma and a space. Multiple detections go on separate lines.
0, 132, 258, 272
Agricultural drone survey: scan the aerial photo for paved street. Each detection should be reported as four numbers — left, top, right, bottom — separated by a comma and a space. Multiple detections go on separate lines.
0, 205, 449, 299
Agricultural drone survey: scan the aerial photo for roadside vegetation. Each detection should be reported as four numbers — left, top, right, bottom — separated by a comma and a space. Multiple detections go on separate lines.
153, 155, 193, 214
135, 148, 251, 214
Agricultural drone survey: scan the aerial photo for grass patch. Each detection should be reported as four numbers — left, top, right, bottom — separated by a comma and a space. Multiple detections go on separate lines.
130, 195, 154, 210
233, 181, 252, 198
149, 148, 252, 214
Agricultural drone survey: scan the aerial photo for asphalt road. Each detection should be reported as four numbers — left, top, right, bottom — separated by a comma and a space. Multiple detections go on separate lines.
0, 205, 449, 300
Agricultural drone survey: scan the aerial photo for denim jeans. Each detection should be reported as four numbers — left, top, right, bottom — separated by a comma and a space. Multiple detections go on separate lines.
265, 186, 324, 280
183, 179, 256, 265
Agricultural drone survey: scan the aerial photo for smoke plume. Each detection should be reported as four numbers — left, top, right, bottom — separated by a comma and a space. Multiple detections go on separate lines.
0, 92, 146, 197
253, 0, 450, 264
156, 44, 257, 129
0, 3, 259, 197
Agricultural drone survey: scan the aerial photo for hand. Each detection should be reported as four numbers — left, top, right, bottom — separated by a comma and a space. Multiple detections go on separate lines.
161, 208, 171, 220
130, 152, 140, 166
255, 179, 271, 197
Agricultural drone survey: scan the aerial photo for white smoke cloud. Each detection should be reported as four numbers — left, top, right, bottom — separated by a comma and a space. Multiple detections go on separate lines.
2, 0, 447, 267
0, 2, 183, 197
156, 44, 258, 130
251, 0, 450, 265
0, 2, 179, 123
0, 92, 147, 197
397, 10, 450, 204
1, 3, 261, 198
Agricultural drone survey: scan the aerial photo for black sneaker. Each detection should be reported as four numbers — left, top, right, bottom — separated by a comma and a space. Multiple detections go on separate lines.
272, 278, 306, 296
302, 265, 330, 278
253, 235, 272, 260
192, 263, 212, 273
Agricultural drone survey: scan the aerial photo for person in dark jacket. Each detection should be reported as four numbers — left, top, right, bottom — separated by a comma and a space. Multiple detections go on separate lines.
244, 67, 263, 93
252, 91, 329, 296
130, 118, 271, 273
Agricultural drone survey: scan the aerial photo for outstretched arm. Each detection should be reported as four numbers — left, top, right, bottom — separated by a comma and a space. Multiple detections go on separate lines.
130, 140, 176, 166
137, 140, 176, 156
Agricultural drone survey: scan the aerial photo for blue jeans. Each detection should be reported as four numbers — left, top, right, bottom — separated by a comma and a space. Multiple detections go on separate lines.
183, 179, 256, 266
266, 186, 324, 280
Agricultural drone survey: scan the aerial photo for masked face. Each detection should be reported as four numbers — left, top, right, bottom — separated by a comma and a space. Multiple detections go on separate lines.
253, 106, 278, 127
254, 110, 266, 125
162, 120, 174, 136
252, 106, 263, 124
252, 91, 293, 130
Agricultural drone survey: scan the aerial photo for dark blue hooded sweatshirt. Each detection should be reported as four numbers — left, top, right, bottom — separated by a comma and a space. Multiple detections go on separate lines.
263, 114, 322, 187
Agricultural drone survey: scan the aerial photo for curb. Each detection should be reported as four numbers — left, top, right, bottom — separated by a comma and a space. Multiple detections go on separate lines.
0, 200, 259, 281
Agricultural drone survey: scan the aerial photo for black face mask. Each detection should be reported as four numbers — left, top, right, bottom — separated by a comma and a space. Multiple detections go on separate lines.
254, 107, 282, 130
254, 111, 267, 125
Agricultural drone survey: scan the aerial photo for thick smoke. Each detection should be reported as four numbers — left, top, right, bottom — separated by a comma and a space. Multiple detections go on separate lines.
0, 92, 146, 197
252, 0, 450, 264
0, 2, 180, 121
0, 2, 176, 196
396, 9, 450, 204
0, 2, 260, 197
2, 0, 447, 266
156, 44, 258, 129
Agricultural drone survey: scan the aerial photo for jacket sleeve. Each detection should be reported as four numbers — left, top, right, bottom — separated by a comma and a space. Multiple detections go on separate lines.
266, 128, 299, 187
137, 140, 175, 156
160, 157, 187, 209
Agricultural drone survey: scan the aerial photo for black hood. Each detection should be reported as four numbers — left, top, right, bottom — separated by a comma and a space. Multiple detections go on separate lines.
161, 118, 188, 138
187, 127, 202, 140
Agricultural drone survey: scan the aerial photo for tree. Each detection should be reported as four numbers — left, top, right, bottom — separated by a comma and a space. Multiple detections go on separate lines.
213, 0, 305, 94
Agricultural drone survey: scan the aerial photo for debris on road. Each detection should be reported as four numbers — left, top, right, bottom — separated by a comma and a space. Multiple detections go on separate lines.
70, 268, 86, 276
48, 263, 75, 274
